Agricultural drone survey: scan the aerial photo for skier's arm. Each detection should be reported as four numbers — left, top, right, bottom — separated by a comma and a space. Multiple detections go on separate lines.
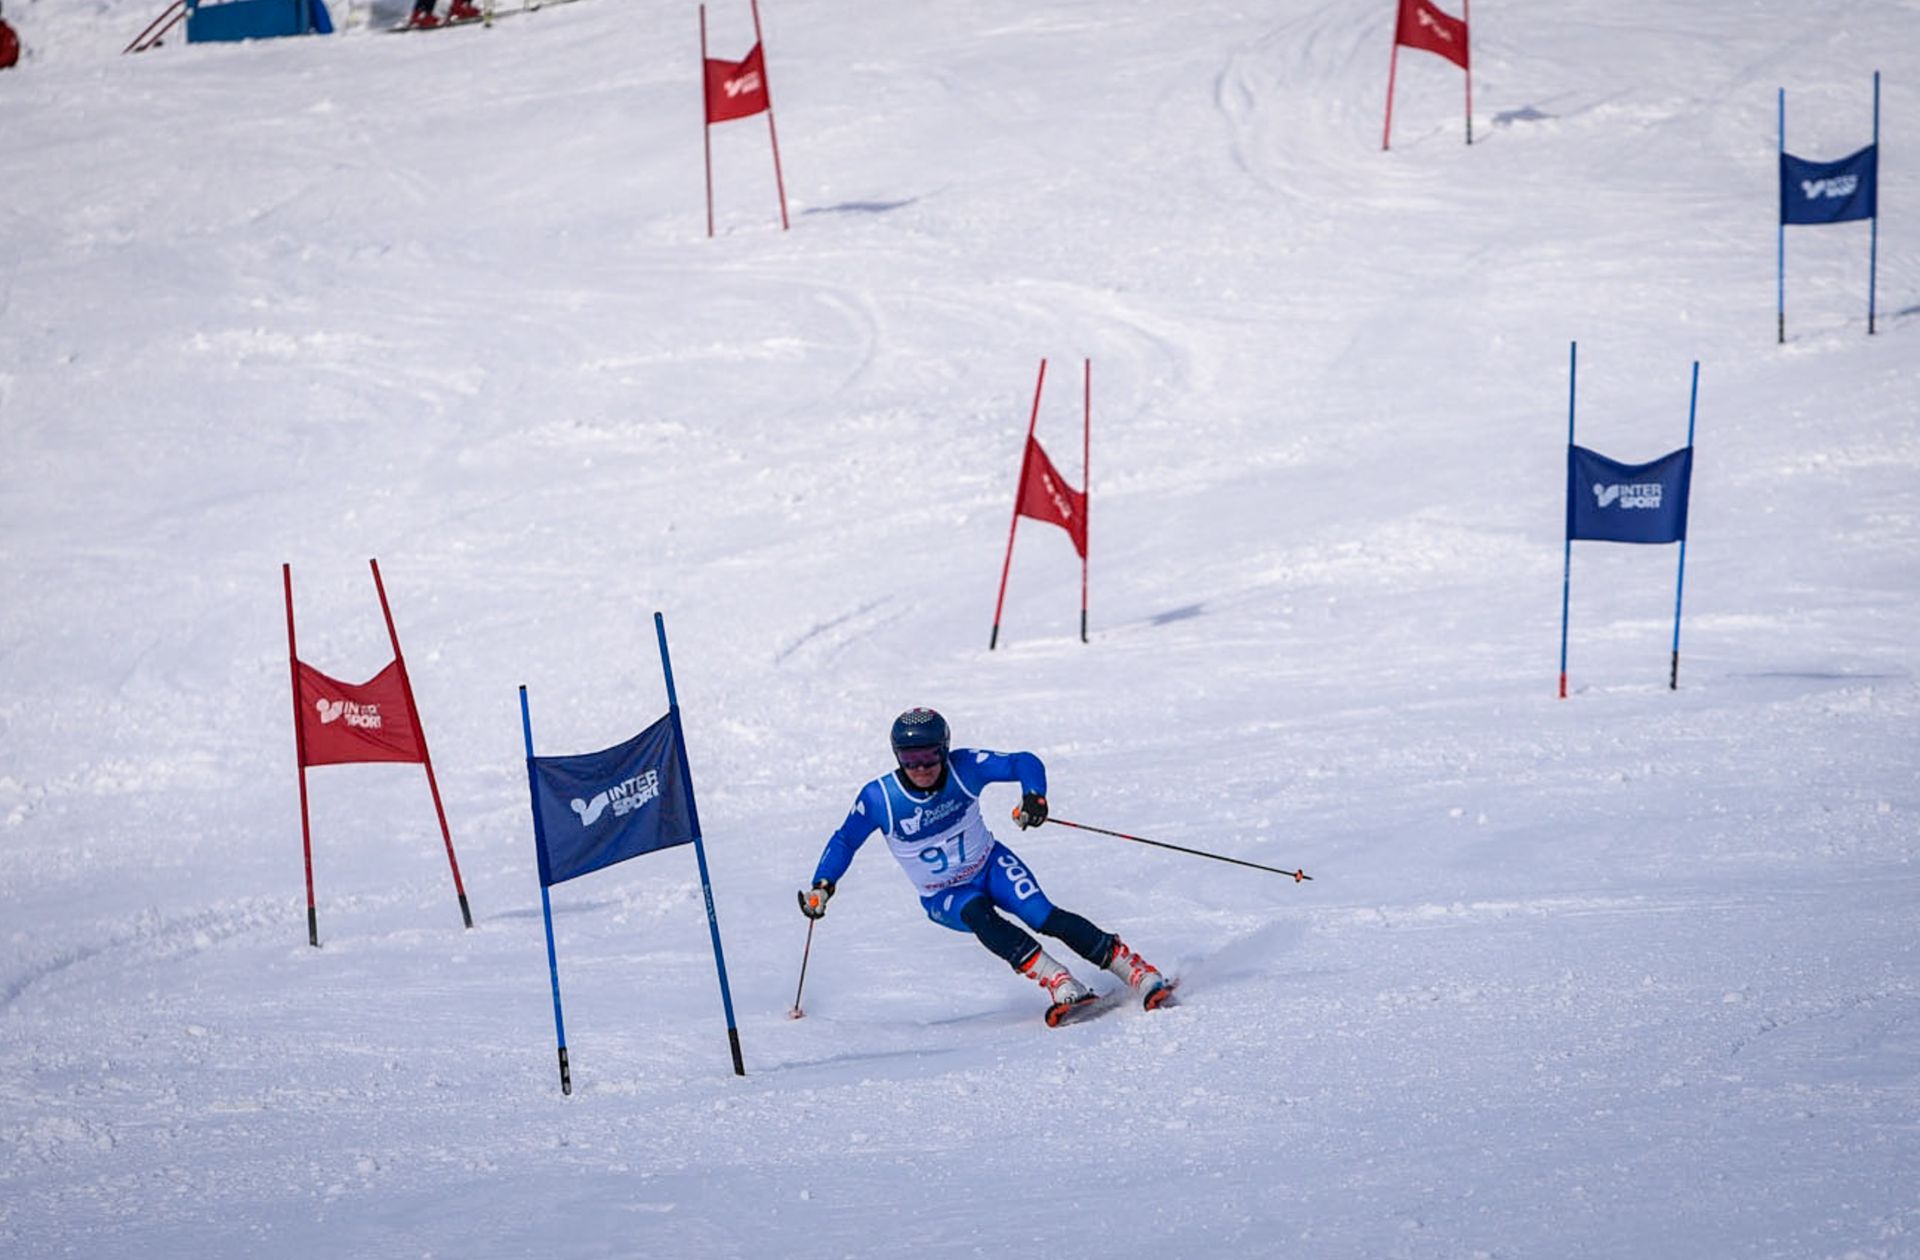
954, 748, 1048, 797
811, 780, 885, 888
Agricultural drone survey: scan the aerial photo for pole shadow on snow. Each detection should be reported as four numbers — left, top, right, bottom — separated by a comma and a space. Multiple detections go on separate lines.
1148, 602, 1206, 626
801, 198, 921, 217
761, 1024, 1018, 1080
487, 896, 625, 921
1492, 105, 1555, 131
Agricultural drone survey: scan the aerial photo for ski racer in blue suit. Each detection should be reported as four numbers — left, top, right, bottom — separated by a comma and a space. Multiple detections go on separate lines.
800, 708, 1170, 1022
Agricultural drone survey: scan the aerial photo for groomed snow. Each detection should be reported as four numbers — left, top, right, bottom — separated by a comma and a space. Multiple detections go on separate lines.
2, 1, 1916, 1256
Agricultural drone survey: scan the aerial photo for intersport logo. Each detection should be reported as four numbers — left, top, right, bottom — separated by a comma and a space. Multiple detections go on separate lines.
1801, 175, 1859, 201
1038, 469, 1076, 523
316, 697, 384, 730
570, 769, 661, 827
724, 71, 762, 98
1592, 481, 1663, 510
1415, 8, 1456, 42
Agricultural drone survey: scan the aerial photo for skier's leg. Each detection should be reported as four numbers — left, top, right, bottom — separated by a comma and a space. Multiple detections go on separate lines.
983, 842, 1113, 961
1037, 907, 1116, 966
923, 884, 1036, 966
983, 844, 1167, 1001
922, 885, 1091, 1007
948, 891, 1041, 966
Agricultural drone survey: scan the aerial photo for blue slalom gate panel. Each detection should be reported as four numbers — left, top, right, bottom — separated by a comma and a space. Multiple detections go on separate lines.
186, 0, 329, 43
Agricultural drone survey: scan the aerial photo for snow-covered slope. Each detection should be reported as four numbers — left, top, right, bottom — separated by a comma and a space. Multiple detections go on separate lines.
2, 2, 1916, 1256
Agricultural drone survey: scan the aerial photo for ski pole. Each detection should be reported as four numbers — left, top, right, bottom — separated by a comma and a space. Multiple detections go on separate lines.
788, 916, 817, 1019
1035, 814, 1312, 882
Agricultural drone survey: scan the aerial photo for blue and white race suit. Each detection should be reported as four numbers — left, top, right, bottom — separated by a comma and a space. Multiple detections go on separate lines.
812, 748, 1057, 932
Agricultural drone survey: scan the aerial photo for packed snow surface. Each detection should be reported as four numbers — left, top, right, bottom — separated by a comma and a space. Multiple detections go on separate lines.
2, 1, 1916, 1256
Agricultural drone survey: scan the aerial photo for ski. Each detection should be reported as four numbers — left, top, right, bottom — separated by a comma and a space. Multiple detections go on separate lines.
1044, 991, 1112, 1028
1045, 979, 1179, 1027
387, 15, 484, 33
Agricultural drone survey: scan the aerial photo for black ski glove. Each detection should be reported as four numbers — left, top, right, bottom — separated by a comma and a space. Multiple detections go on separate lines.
1012, 792, 1049, 830
797, 879, 835, 919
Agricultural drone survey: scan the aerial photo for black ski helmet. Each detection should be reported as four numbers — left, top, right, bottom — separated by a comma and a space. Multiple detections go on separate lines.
889, 707, 950, 761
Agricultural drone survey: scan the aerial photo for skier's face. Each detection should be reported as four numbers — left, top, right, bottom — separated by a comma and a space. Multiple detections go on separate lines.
896, 746, 944, 790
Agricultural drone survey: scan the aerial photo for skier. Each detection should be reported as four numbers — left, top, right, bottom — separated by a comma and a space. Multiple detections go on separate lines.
798, 708, 1171, 1025
407, 0, 483, 28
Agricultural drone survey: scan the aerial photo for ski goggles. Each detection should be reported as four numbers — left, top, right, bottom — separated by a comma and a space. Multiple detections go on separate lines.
895, 747, 945, 770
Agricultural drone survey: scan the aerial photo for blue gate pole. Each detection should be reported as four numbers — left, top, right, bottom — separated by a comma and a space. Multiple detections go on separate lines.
1558, 341, 1577, 699
1868, 71, 1880, 335
520, 685, 573, 1096
1778, 89, 1787, 345
653, 612, 746, 1077
1670, 363, 1700, 690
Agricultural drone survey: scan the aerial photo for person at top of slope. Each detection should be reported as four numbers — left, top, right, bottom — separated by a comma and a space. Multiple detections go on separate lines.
407, 0, 484, 28
799, 707, 1171, 1025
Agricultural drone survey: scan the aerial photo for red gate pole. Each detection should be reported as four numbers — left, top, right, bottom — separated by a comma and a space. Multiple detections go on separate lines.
1463, 0, 1474, 145
1080, 358, 1090, 644
701, 6, 717, 238
368, 559, 473, 930
750, 0, 790, 230
990, 359, 1047, 650
1382, 11, 1402, 151
123, 0, 186, 55
283, 564, 321, 948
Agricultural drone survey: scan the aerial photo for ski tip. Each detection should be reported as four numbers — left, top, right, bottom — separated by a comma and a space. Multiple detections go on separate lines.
1044, 993, 1101, 1028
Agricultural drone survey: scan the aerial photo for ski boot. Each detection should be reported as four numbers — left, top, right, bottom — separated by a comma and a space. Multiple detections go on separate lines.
1020, 950, 1096, 1026
1104, 938, 1173, 1010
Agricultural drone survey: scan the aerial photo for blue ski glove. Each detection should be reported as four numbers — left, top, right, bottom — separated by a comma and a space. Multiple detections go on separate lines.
1012, 792, 1049, 830
797, 879, 834, 919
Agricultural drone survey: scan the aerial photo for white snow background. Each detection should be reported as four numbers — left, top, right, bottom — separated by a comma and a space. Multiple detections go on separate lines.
3, 1, 1917, 1256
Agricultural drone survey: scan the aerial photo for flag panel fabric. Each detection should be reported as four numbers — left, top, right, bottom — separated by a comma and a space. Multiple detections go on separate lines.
1395, 0, 1469, 69
530, 713, 694, 887
297, 660, 424, 766
1780, 145, 1878, 225
1016, 437, 1088, 558
705, 43, 769, 123
1566, 445, 1693, 545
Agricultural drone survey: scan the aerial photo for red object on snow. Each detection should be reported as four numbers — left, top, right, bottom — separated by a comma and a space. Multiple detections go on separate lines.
283, 560, 471, 946
990, 359, 1093, 649
1382, 0, 1473, 150
700, 2, 789, 236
